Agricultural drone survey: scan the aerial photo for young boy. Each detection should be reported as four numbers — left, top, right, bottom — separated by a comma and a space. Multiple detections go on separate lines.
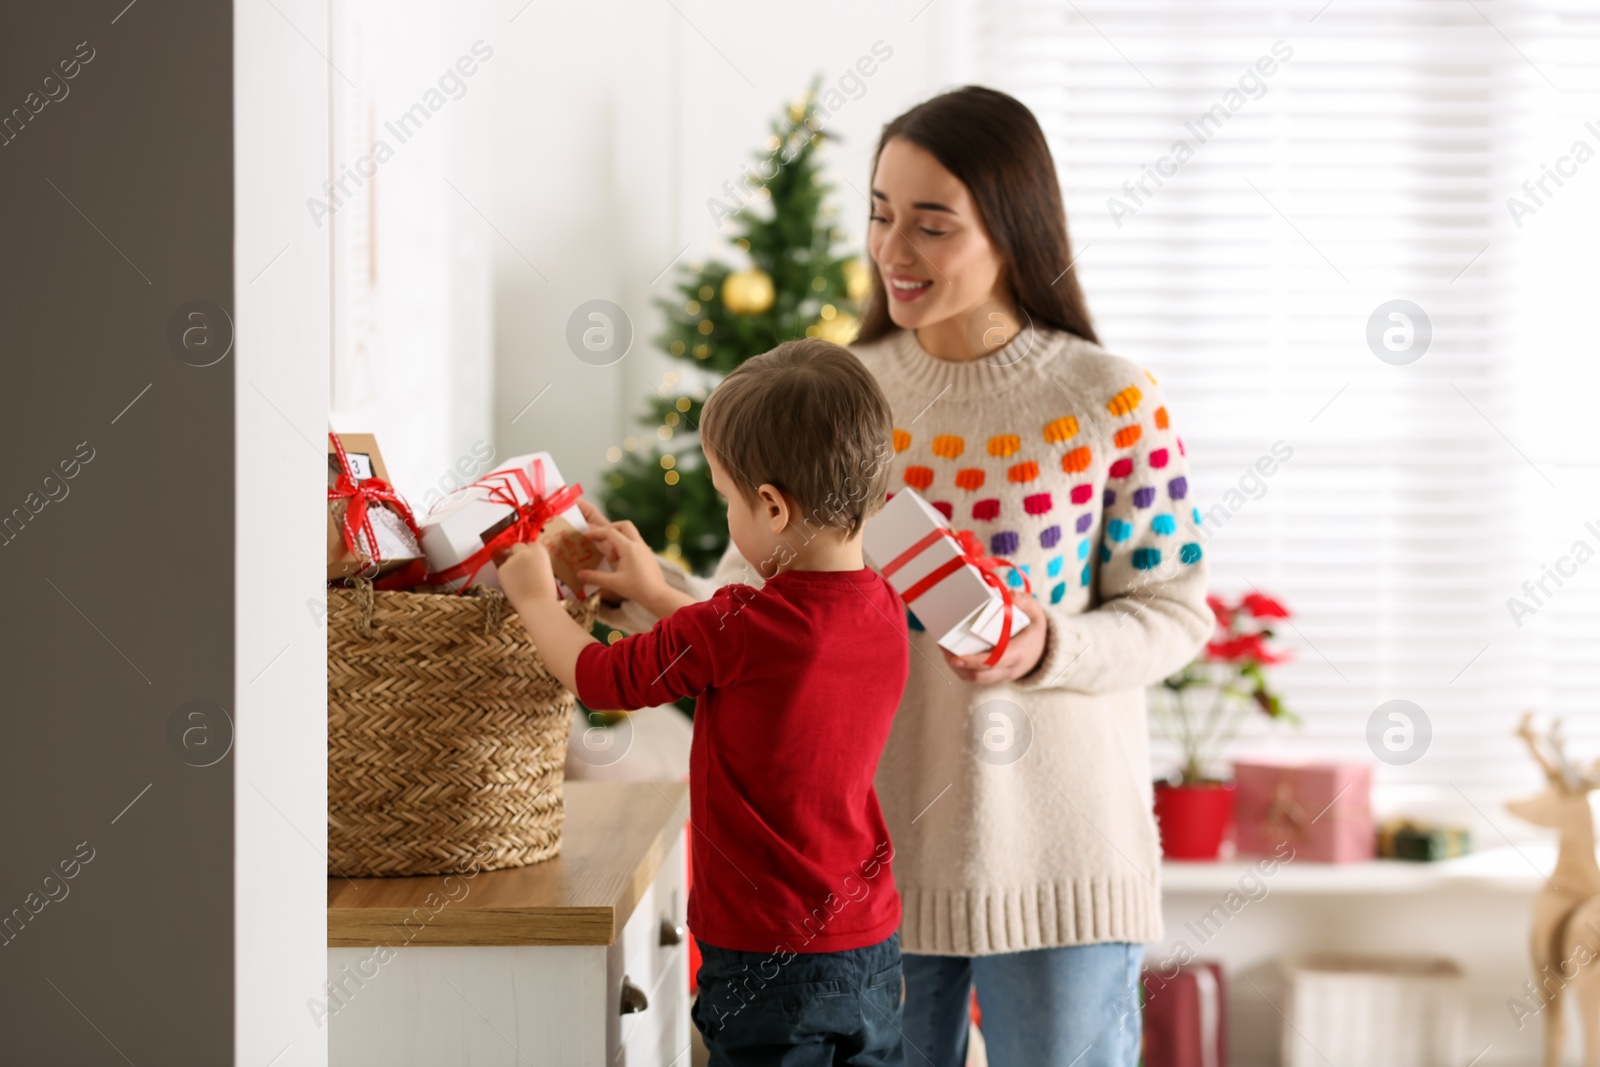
497, 338, 910, 1066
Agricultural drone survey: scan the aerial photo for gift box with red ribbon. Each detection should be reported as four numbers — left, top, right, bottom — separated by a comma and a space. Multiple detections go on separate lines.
1233, 761, 1374, 863
327, 432, 425, 583
418, 452, 606, 596
861, 488, 1030, 665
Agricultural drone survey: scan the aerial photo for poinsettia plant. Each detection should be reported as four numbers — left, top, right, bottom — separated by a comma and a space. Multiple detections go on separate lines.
1153, 591, 1299, 785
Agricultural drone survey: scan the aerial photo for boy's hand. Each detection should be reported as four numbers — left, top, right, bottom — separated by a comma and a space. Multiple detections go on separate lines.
497, 540, 594, 696
575, 501, 624, 608
580, 518, 673, 610
497, 542, 560, 607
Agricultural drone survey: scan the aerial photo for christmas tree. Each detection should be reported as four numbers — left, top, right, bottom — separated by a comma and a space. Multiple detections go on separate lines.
602, 81, 870, 575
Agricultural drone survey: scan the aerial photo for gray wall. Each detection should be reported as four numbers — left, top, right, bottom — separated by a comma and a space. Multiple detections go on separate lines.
0, 2, 234, 1062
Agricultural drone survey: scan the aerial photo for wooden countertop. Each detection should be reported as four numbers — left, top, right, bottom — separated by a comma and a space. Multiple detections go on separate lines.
328, 780, 689, 948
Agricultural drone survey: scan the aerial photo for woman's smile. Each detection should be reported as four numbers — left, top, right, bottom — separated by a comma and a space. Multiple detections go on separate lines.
884, 272, 933, 302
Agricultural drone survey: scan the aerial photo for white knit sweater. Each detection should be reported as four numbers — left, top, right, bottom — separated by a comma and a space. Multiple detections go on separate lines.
603, 326, 1211, 955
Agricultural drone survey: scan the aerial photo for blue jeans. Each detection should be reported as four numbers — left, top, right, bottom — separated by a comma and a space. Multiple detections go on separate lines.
692, 931, 906, 1066
899, 942, 1143, 1067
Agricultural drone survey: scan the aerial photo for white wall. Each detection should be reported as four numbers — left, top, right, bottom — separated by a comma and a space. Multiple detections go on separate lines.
235, 0, 331, 1062
326, 1, 497, 500
313, 0, 961, 509
485, 0, 962, 496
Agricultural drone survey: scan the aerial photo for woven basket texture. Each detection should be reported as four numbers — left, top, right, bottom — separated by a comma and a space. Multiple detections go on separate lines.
328, 580, 598, 877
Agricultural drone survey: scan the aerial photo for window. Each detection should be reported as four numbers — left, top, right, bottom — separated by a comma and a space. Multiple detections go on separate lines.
965, 0, 1600, 801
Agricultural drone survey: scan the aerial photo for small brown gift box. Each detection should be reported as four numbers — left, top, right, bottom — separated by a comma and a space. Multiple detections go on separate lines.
326, 433, 423, 582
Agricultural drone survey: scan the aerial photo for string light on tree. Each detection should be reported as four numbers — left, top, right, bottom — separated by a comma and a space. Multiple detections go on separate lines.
845, 258, 870, 301
809, 307, 860, 345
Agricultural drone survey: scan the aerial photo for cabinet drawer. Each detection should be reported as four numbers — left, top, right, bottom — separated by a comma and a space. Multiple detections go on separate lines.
608, 830, 690, 1064
648, 832, 688, 989
615, 952, 687, 1067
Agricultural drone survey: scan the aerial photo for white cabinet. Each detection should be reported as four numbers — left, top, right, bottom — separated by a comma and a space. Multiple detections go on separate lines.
327, 782, 691, 1066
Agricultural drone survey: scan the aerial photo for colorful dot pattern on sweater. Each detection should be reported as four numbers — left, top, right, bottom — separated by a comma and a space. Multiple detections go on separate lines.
843, 330, 1212, 961
888, 362, 1203, 615
825, 331, 1209, 959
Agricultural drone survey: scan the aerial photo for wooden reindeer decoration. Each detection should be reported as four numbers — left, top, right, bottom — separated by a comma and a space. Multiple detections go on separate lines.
1509, 712, 1600, 1066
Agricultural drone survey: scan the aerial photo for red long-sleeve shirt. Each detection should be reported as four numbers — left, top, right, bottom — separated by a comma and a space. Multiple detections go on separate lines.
574, 567, 908, 954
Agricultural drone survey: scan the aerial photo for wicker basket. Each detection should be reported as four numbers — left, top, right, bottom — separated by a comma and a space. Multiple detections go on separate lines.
327, 579, 599, 877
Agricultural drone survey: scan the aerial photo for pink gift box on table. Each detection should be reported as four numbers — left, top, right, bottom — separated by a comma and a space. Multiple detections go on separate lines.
1232, 761, 1374, 863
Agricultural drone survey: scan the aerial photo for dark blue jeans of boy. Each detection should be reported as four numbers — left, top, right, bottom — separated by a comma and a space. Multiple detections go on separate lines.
692, 931, 905, 1066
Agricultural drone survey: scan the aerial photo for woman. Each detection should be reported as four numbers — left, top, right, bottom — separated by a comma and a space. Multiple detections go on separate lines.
843, 86, 1209, 1067
605, 86, 1209, 1066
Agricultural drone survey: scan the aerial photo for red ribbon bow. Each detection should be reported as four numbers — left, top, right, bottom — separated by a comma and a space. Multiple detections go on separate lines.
425, 459, 583, 593
328, 433, 424, 581
881, 526, 1031, 666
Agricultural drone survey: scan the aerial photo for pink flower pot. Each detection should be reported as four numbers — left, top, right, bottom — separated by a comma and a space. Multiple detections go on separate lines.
1154, 780, 1236, 861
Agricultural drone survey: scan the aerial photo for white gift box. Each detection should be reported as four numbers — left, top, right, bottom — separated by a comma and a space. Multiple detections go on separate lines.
862, 488, 1030, 657
362, 504, 423, 564
419, 452, 606, 596
1280, 955, 1466, 1067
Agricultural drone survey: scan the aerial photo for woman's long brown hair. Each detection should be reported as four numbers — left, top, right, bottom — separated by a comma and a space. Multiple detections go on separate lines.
855, 85, 1098, 347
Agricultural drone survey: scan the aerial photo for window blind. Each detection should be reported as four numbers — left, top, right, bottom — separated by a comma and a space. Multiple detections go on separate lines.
963, 0, 1600, 803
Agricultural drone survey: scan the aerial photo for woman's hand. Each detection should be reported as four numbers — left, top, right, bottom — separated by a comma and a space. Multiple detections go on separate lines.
941, 594, 1050, 684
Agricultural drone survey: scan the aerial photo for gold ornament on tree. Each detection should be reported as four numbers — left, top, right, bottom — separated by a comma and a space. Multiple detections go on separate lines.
722, 268, 775, 315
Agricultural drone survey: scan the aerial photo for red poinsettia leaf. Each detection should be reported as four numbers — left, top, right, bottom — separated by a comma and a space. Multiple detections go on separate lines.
1239, 632, 1270, 657
1206, 594, 1233, 628
1205, 636, 1252, 662
1241, 592, 1290, 619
